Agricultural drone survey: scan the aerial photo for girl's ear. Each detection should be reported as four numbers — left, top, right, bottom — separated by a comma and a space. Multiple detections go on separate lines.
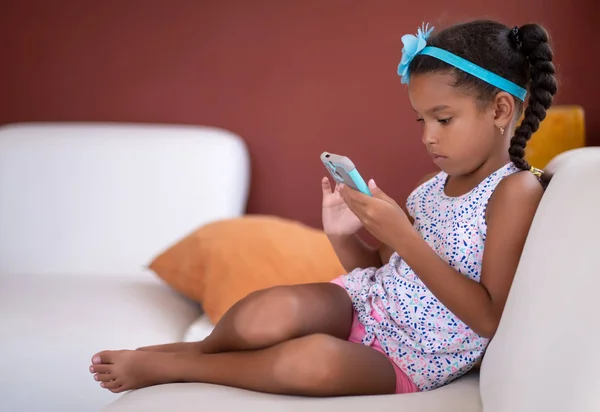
493, 91, 517, 129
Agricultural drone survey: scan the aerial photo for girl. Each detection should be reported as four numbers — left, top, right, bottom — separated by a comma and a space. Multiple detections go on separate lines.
89, 19, 558, 396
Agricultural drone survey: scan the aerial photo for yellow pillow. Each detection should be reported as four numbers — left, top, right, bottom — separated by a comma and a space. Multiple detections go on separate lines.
149, 215, 346, 324
525, 105, 585, 169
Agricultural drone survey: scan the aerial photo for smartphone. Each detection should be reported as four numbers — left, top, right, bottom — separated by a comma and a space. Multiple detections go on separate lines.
320, 151, 372, 196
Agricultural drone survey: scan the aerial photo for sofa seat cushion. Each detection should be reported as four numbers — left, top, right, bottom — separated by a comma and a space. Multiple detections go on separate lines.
0, 272, 200, 411
104, 372, 481, 412
183, 314, 215, 342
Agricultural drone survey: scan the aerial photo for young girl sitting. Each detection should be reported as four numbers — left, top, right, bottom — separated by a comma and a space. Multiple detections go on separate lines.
89, 19, 558, 396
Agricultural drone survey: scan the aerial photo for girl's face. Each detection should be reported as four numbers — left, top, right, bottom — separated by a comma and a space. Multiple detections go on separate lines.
408, 72, 506, 176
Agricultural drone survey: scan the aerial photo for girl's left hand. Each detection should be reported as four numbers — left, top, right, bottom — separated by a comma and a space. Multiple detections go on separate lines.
340, 179, 413, 249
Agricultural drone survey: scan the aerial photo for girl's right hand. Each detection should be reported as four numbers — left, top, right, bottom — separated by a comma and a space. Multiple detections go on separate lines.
321, 177, 363, 236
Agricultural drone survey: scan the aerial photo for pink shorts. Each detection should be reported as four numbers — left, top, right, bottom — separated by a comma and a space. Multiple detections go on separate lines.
331, 277, 419, 394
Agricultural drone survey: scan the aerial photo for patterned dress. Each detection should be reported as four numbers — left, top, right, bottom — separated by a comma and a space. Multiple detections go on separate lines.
337, 162, 520, 391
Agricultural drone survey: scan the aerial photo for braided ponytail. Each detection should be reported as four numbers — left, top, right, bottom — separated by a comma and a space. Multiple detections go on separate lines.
508, 24, 558, 188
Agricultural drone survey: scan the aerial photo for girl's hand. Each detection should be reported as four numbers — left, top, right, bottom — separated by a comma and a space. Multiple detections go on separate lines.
321, 177, 363, 236
340, 179, 413, 249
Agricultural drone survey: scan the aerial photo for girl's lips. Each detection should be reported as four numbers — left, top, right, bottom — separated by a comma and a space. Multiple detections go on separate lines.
430, 154, 447, 164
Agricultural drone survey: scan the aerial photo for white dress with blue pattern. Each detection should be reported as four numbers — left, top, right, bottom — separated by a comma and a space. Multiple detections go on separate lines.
338, 162, 520, 391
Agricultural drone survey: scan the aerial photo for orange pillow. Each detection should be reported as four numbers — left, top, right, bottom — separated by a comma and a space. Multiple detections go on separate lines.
149, 215, 346, 324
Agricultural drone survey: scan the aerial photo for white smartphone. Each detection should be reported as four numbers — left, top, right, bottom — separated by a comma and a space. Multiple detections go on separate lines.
320, 151, 372, 196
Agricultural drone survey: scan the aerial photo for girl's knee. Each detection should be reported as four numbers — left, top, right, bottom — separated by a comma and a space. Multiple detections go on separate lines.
272, 334, 344, 393
233, 285, 306, 338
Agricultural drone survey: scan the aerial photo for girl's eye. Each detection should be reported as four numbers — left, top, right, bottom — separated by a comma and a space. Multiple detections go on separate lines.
416, 117, 452, 125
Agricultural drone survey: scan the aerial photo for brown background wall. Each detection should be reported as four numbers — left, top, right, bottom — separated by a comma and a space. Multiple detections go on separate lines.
1, 0, 597, 229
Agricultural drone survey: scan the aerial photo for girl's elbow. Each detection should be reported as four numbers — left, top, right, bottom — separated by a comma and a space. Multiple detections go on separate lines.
478, 314, 501, 339
478, 326, 496, 340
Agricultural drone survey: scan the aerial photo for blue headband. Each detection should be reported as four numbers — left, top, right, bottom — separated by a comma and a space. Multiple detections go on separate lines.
398, 24, 527, 102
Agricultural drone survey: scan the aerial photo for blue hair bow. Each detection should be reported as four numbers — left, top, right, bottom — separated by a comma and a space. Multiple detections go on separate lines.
397, 23, 434, 84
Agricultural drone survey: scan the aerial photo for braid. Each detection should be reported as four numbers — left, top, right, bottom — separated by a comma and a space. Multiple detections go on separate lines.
508, 24, 558, 187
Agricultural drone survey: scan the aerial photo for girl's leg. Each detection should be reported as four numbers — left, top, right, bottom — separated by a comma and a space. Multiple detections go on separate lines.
139, 282, 353, 354
91, 333, 397, 396
137, 342, 199, 353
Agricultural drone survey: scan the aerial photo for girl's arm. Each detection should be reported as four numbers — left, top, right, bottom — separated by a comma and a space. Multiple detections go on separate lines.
392, 171, 543, 339
331, 172, 438, 272
327, 234, 385, 272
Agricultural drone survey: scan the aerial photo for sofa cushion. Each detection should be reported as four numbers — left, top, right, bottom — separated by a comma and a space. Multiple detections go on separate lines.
0, 272, 200, 412
183, 314, 215, 342
104, 372, 481, 412
0, 122, 250, 277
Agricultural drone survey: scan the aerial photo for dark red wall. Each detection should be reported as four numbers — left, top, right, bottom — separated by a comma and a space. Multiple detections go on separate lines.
1, 0, 597, 228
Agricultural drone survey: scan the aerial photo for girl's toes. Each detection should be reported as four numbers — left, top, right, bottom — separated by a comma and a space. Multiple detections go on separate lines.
90, 364, 112, 374
101, 380, 122, 391
94, 373, 114, 382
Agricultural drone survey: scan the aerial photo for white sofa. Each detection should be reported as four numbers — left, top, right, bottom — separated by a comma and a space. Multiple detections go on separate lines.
0, 122, 250, 411
1, 122, 599, 412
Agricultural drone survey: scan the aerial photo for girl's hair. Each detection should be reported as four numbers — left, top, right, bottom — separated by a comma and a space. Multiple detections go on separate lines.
409, 20, 558, 188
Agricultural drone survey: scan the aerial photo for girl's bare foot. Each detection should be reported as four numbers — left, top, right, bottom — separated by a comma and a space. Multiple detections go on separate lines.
136, 341, 203, 353
89, 350, 188, 393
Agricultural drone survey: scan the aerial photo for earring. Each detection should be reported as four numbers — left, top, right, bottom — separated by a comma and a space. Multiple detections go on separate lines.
499, 126, 505, 135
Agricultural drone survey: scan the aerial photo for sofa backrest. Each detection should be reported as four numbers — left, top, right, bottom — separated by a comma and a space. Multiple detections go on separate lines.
480, 147, 600, 412
0, 122, 250, 276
